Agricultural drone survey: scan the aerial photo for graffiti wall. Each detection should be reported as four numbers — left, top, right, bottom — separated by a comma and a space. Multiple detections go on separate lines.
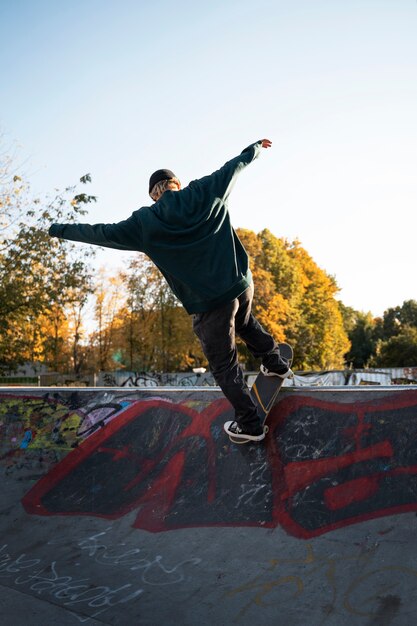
98, 370, 216, 387
96, 367, 417, 387
2, 387, 417, 538
7, 366, 415, 388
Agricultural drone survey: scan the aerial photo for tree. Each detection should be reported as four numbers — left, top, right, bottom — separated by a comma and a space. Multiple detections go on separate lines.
0, 136, 29, 238
400, 300, 417, 327
288, 242, 350, 369
367, 300, 417, 367
372, 326, 417, 367
236, 229, 350, 370
0, 158, 96, 373
114, 255, 205, 372
90, 269, 127, 371
343, 311, 376, 368
378, 300, 417, 341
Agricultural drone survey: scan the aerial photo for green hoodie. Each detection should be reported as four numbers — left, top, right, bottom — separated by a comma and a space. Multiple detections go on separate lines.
49, 141, 263, 314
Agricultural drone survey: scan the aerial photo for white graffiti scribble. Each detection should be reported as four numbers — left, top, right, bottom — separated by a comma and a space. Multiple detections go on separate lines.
1, 526, 202, 623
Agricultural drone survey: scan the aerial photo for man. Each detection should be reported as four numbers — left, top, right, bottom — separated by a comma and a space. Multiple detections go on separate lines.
49, 139, 292, 441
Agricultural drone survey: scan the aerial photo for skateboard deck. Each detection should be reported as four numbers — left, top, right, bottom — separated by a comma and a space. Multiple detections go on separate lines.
229, 342, 294, 444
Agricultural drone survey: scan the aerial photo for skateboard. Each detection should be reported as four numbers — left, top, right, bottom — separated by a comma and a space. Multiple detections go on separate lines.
228, 342, 294, 444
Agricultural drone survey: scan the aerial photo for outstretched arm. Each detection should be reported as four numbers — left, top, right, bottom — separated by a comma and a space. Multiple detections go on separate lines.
48, 212, 144, 251
191, 138, 272, 203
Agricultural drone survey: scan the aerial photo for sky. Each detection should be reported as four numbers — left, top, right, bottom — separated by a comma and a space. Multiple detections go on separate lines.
1, 0, 416, 317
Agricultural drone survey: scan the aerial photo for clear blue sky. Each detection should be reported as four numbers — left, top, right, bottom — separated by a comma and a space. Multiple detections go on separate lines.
1, 0, 416, 316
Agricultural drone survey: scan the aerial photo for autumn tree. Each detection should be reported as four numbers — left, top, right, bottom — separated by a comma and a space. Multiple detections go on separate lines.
237, 229, 292, 339
0, 155, 95, 373
114, 254, 204, 372
88, 269, 128, 371
288, 242, 350, 369
236, 228, 350, 370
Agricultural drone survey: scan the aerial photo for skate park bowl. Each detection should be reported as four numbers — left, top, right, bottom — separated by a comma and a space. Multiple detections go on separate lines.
2, 385, 417, 625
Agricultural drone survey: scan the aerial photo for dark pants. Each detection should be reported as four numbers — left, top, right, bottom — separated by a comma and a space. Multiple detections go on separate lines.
192, 284, 289, 428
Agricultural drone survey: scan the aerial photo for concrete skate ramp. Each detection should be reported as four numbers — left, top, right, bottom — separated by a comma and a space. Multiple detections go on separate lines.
2, 386, 417, 625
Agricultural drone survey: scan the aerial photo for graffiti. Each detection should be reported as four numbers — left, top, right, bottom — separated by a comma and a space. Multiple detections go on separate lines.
101, 373, 117, 387
3, 449, 61, 478
174, 373, 214, 387
0, 525, 201, 623
11, 389, 417, 538
4, 366, 416, 389
98, 370, 216, 387
404, 367, 417, 379
225, 541, 417, 621
234, 460, 271, 509
0, 543, 143, 623
98, 367, 417, 388
0, 392, 137, 463
121, 373, 159, 387
48, 527, 202, 586
19, 430, 33, 449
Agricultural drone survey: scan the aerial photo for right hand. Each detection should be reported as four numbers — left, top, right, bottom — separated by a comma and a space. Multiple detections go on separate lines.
261, 139, 272, 149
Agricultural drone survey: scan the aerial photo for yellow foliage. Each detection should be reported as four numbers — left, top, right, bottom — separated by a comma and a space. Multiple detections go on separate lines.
237, 228, 350, 370
22, 228, 351, 373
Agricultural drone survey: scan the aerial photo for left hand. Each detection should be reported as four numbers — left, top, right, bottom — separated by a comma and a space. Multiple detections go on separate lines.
261, 139, 272, 149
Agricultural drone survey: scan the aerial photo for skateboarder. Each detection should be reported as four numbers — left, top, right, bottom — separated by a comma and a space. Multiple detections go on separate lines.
48, 138, 293, 441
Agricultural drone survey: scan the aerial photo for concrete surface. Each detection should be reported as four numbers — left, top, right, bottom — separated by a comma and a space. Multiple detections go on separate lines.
1, 386, 417, 625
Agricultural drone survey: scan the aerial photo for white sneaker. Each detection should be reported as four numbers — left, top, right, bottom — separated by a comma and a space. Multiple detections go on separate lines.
260, 364, 294, 379
224, 421, 266, 441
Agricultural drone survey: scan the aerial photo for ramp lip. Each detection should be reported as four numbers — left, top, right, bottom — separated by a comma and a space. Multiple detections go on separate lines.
0, 385, 416, 392
0, 385, 220, 392
281, 385, 417, 392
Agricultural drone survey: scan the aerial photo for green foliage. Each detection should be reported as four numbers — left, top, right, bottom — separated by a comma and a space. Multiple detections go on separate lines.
372, 327, 417, 367
378, 301, 417, 341
338, 302, 358, 336
343, 310, 377, 368
340, 299, 417, 368
366, 300, 417, 367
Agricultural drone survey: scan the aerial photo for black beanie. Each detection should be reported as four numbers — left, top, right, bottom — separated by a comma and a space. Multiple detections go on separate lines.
149, 169, 177, 195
